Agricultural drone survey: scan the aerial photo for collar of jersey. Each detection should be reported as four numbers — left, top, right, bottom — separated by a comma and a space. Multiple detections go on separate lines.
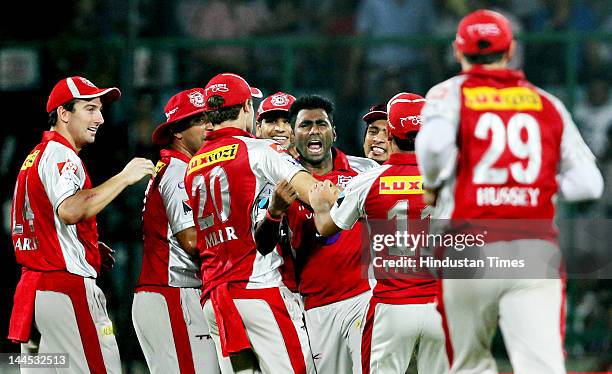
463, 66, 526, 81
160, 148, 191, 163
385, 153, 417, 166
205, 127, 255, 141
42, 131, 77, 152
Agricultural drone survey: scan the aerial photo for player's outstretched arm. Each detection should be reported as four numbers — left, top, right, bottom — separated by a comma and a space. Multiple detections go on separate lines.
255, 180, 297, 255
309, 180, 341, 237
58, 157, 155, 224
175, 227, 199, 257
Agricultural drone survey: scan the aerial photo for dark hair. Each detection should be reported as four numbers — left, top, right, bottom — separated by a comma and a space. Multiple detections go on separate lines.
464, 51, 505, 65
393, 132, 417, 152
288, 95, 334, 126
47, 99, 78, 127
205, 95, 242, 125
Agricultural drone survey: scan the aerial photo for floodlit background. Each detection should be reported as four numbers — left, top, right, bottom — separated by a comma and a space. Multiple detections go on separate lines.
1, 0, 611, 372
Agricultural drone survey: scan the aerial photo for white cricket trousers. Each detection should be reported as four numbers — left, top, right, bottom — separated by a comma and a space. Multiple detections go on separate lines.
304, 291, 371, 374
132, 286, 220, 374
361, 299, 448, 374
439, 240, 566, 374
203, 285, 315, 374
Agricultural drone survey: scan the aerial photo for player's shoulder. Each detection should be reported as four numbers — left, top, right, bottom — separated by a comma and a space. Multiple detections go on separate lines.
162, 156, 188, 180
346, 155, 379, 174
344, 164, 390, 192
425, 75, 467, 101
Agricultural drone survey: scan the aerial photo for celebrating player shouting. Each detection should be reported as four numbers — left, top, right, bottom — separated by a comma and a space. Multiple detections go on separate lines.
309, 93, 448, 374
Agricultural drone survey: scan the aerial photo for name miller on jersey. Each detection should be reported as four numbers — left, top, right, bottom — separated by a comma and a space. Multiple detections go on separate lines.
476, 186, 540, 207
204, 226, 238, 248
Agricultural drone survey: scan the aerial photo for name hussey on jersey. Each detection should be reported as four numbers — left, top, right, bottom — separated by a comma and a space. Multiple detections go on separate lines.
476, 186, 540, 207
204, 226, 238, 248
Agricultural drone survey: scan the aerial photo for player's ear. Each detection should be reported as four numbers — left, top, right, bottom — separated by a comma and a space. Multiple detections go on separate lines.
505, 40, 516, 62
243, 99, 252, 113
452, 42, 464, 64
57, 106, 71, 124
332, 126, 337, 142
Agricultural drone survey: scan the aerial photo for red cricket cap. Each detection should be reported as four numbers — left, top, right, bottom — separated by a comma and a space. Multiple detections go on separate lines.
152, 88, 206, 145
386, 92, 426, 140
455, 9, 513, 55
46, 76, 121, 113
362, 103, 387, 124
203, 73, 262, 110
257, 92, 296, 121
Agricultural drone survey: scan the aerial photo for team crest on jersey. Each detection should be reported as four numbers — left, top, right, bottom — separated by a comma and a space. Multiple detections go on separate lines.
270, 93, 290, 107
188, 91, 205, 107
337, 175, 353, 189
57, 160, 78, 175
379, 176, 424, 195
182, 200, 192, 214
20, 150, 40, 170
187, 144, 238, 175
463, 87, 542, 111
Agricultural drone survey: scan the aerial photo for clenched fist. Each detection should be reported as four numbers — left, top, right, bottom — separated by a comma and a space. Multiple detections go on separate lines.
120, 158, 156, 185
269, 180, 298, 218
308, 179, 338, 213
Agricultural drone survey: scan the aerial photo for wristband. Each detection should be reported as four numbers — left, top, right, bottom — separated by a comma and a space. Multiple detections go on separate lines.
266, 210, 282, 222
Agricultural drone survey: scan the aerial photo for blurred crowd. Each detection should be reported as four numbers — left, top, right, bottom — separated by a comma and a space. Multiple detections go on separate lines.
1, 0, 611, 371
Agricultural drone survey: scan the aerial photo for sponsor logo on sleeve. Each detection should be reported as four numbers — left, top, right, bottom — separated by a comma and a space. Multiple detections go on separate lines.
182, 200, 192, 214
379, 176, 424, 195
337, 175, 353, 189
57, 160, 78, 175
463, 87, 542, 111
269, 142, 288, 153
155, 161, 167, 173
187, 144, 239, 175
20, 150, 40, 170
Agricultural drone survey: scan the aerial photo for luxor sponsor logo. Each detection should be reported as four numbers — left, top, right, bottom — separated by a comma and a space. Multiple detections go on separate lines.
379, 176, 424, 195
187, 144, 239, 175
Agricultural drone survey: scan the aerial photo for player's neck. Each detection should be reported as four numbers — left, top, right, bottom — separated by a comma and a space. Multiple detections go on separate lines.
170, 142, 193, 158
301, 153, 333, 175
52, 127, 82, 153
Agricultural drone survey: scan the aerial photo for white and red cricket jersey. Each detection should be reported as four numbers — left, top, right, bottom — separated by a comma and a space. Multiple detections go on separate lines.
253, 185, 299, 293
137, 149, 201, 288
11, 131, 100, 276
184, 127, 305, 299
287, 148, 378, 310
330, 153, 436, 303
420, 67, 597, 239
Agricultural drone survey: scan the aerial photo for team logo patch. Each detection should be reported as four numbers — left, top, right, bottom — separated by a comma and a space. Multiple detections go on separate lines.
187, 144, 239, 175
463, 87, 542, 111
270, 93, 290, 107
20, 150, 40, 170
57, 160, 78, 175
467, 23, 501, 37
188, 91, 205, 107
178, 181, 185, 189
379, 176, 424, 195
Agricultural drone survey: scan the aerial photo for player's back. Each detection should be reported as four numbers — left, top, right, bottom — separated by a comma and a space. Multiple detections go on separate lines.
448, 68, 563, 221
185, 127, 301, 297
361, 155, 436, 302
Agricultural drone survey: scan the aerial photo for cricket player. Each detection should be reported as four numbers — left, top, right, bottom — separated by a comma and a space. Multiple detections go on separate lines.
309, 93, 448, 374
184, 73, 318, 374
133, 88, 219, 374
254, 92, 300, 299
9, 76, 156, 373
285, 95, 378, 374
415, 9, 604, 374
362, 104, 391, 164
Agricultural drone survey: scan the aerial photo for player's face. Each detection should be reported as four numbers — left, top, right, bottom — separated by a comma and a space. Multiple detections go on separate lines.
256, 112, 294, 149
294, 108, 335, 165
363, 120, 390, 163
66, 98, 104, 149
181, 115, 208, 155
